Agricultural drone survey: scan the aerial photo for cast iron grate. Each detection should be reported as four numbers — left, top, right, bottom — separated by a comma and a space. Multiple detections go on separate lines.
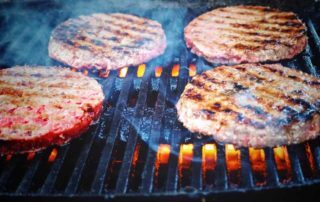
0, 1, 319, 201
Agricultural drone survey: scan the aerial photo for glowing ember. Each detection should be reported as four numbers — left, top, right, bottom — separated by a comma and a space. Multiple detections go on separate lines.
189, 64, 197, 77
179, 144, 194, 169
157, 144, 171, 165
202, 144, 217, 171
132, 143, 141, 168
48, 148, 58, 163
99, 70, 110, 78
155, 66, 163, 77
154, 67, 162, 78
82, 69, 88, 76
249, 148, 267, 185
6, 154, 12, 161
119, 67, 128, 78
225, 144, 241, 185
305, 143, 317, 174
273, 146, 292, 182
171, 64, 180, 77
137, 64, 146, 78
27, 152, 36, 161
225, 144, 241, 172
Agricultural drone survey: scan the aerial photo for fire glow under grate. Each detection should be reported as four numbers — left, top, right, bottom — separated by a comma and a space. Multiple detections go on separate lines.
0, 1, 320, 201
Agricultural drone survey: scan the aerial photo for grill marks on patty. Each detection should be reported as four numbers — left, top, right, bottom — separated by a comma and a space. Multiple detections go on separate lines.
53, 15, 159, 53
0, 66, 104, 142
49, 13, 166, 70
181, 64, 320, 130
184, 5, 307, 64
176, 64, 320, 147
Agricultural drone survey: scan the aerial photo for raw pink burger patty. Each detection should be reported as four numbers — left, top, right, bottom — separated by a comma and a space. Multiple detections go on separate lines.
0, 66, 104, 154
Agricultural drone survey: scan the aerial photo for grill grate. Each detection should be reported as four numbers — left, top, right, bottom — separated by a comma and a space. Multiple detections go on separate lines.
0, 1, 320, 201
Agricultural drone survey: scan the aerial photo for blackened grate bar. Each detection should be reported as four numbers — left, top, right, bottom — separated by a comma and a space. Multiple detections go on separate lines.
115, 70, 150, 193
91, 70, 134, 194
140, 67, 170, 193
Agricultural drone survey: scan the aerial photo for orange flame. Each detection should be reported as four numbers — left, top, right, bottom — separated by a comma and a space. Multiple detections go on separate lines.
171, 64, 180, 77
179, 144, 194, 169
119, 67, 128, 78
225, 144, 241, 174
273, 146, 292, 182
155, 66, 163, 78
27, 152, 36, 161
202, 144, 217, 171
6, 154, 12, 161
249, 148, 267, 185
99, 70, 110, 78
137, 64, 146, 78
305, 143, 317, 174
131, 142, 141, 168
189, 64, 197, 77
82, 69, 88, 76
48, 148, 58, 163
157, 144, 171, 165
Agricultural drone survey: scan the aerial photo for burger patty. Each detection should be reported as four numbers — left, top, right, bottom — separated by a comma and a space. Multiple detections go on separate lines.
0, 66, 104, 154
49, 13, 166, 70
176, 64, 320, 148
184, 5, 307, 64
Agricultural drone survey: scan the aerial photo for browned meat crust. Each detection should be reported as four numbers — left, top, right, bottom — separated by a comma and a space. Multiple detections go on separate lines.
185, 6, 307, 64
49, 13, 166, 70
176, 63, 320, 148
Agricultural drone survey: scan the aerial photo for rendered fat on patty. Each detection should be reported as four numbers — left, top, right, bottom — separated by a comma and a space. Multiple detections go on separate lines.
176, 63, 320, 148
0, 66, 104, 154
184, 5, 307, 64
49, 13, 167, 70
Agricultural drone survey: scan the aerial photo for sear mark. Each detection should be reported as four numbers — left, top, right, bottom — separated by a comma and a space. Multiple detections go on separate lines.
234, 83, 249, 91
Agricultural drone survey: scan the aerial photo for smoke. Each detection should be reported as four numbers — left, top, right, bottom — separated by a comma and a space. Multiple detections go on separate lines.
0, 0, 193, 69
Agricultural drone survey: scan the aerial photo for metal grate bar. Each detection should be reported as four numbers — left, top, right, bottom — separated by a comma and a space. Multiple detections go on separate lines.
115, 73, 150, 193
302, 55, 317, 76
240, 149, 254, 188
165, 126, 181, 192
191, 141, 202, 190
39, 146, 69, 194
288, 146, 305, 183
91, 70, 135, 194
64, 119, 106, 194
265, 148, 280, 186
0, 157, 23, 191
15, 154, 42, 194
140, 69, 169, 193
214, 145, 228, 189
314, 147, 320, 172
307, 19, 320, 52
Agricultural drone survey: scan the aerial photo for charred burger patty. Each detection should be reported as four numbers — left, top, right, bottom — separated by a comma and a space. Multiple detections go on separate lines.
176, 63, 320, 148
184, 5, 307, 64
49, 13, 167, 70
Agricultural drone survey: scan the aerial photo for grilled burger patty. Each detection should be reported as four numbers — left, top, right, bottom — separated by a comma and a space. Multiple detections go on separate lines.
176, 64, 320, 148
0, 66, 104, 154
49, 13, 166, 70
184, 6, 307, 64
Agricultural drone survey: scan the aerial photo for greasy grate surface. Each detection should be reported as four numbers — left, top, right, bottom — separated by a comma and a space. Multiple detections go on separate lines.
0, 1, 320, 201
